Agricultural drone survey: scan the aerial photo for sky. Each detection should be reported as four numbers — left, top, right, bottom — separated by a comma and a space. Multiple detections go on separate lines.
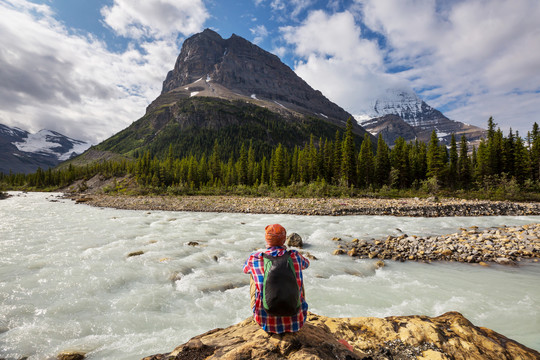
1, 0, 539, 144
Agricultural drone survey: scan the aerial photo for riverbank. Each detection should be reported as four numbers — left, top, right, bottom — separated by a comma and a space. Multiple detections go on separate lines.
333, 223, 540, 265
70, 193, 540, 216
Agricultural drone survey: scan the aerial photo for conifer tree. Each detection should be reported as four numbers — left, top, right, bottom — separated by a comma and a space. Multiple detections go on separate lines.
390, 137, 410, 188
514, 133, 529, 184
458, 135, 471, 188
340, 118, 357, 186
530, 122, 540, 181
333, 130, 342, 183
374, 134, 390, 187
448, 134, 458, 188
427, 130, 445, 181
409, 140, 427, 184
272, 144, 286, 186
247, 141, 256, 185
358, 133, 374, 188
238, 143, 248, 185
209, 140, 221, 181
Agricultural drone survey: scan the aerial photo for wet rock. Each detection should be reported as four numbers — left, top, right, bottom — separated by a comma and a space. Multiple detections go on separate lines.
187, 241, 199, 246
375, 260, 385, 269
57, 351, 85, 360
495, 257, 516, 266
127, 251, 144, 257
141, 312, 540, 360
286, 232, 303, 248
301, 251, 317, 260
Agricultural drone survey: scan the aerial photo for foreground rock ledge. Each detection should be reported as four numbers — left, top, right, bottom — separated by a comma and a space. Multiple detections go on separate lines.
142, 312, 539, 360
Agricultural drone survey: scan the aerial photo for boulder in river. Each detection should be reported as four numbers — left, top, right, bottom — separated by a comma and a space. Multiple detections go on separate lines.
286, 232, 303, 248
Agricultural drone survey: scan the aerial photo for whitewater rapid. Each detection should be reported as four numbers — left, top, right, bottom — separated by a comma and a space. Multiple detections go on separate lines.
1, 192, 539, 359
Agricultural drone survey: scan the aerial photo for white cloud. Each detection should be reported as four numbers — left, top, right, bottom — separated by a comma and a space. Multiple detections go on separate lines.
356, 0, 540, 134
0, 1, 181, 143
250, 24, 269, 44
101, 0, 209, 39
280, 10, 404, 116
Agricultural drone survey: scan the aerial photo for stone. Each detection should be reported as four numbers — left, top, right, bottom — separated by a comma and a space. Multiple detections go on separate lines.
347, 248, 358, 257
127, 251, 144, 257
57, 351, 85, 360
441, 249, 453, 257
142, 312, 540, 360
374, 260, 385, 269
495, 257, 516, 266
332, 249, 345, 255
286, 233, 303, 248
187, 241, 199, 246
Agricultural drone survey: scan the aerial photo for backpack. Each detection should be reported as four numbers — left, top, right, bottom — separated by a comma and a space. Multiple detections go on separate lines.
261, 251, 301, 316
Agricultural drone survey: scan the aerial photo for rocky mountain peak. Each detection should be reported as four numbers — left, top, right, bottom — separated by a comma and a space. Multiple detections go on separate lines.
161, 29, 355, 127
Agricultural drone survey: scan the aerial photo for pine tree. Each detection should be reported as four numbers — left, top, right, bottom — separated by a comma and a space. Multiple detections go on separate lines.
458, 135, 471, 188
530, 122, 540, 181
333, 130, 342, 183
247, 141, 256, 185
427, 130, 445, 181
357, 133, 374, 188
340, 118, 357, 186
374, 134, 390, 187
514, 133, 529, 184
272, 144, 286, 187
409, 140, 427, 184
238, 143, 248, 185
390, 137, 410, 188
448, 134, 458, 188
209, 140, 221, 182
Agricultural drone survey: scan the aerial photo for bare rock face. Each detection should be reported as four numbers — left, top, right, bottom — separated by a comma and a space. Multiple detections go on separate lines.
161, 29, 357, 128
141, 312, 539, 360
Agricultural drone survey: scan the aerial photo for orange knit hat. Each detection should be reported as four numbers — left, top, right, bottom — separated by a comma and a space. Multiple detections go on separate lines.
265, 224, 286, 247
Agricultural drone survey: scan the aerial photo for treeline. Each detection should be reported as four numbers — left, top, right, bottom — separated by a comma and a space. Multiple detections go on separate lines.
1, 118, 540, 199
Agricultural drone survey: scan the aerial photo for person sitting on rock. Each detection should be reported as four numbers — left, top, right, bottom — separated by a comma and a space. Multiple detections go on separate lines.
243, 224, 310, 334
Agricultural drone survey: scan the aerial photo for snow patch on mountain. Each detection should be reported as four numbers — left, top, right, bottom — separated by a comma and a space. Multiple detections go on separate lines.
14, 130, 90, 161
355, 88, 426, 127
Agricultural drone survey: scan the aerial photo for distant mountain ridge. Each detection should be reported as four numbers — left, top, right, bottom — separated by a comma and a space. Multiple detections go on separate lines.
0, 124, 90, 174
356, 89, 486, 145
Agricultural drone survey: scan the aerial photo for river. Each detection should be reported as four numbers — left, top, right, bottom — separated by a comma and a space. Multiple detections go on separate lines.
1, 192, 539, 359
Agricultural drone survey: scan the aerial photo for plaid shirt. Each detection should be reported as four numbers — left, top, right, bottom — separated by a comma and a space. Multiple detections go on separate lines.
243, 246, 310, 333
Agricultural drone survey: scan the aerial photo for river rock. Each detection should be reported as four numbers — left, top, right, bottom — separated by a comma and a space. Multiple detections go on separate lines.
141, 312, 540, 360
286, 233, 303, 248
127, 251, 144, 257
57, 351, 85, 360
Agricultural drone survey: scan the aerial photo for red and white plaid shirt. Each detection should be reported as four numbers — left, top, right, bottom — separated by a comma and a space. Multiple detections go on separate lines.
243, 246, 310, 333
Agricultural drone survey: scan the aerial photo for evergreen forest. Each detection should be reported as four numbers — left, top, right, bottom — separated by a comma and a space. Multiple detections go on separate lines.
2, 117, 540, 201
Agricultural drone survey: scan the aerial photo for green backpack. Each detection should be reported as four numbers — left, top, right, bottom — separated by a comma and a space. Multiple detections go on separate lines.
261, 251, 301, 316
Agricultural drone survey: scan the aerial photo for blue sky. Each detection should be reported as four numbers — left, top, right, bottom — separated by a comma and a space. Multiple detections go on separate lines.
1, 0, 539, 143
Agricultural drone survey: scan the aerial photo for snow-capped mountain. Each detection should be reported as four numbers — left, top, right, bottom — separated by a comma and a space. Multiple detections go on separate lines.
355, 88, 486, 146
0, 124, 91, 174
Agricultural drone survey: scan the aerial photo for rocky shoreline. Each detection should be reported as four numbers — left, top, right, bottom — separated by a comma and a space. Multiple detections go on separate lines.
70, 194, 540, 217
142, 312, 540, 360
333, 223, 540, 265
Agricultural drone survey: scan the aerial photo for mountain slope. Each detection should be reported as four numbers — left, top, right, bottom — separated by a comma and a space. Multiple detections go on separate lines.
357, 89, 486, 145
94, 29, 371, 160
0, 124, 91, 174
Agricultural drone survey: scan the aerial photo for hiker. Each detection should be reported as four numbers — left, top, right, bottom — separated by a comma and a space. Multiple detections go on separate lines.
243, 224, 310, 333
